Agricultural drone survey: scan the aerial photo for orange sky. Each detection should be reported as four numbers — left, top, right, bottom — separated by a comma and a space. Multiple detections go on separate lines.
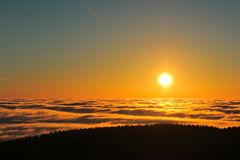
1, 1, 240, 99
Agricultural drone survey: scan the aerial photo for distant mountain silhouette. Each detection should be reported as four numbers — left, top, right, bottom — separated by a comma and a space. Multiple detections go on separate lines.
0, 124, 239, 160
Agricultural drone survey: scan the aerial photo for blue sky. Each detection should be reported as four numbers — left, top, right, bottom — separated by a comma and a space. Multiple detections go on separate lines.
1, 0, 240, 98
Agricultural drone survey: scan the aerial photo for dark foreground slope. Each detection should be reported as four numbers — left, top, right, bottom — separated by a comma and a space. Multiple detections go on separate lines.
0, 124, 239, 160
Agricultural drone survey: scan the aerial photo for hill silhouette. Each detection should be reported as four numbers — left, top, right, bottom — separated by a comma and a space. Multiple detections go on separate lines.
0, 124, 239, 160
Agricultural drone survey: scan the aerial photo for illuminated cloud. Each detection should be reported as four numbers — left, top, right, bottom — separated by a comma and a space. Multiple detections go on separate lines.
0, 98, 239, 141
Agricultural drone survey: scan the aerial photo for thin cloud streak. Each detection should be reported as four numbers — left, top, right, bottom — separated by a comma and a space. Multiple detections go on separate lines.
81, 1, 108, 25
0, 77, 8, 81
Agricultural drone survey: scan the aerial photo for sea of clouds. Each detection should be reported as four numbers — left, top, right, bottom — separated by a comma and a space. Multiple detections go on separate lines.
0, 98, 239, 141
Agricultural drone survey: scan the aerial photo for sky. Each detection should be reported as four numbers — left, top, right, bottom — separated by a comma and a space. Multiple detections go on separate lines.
0, 0, 240, 99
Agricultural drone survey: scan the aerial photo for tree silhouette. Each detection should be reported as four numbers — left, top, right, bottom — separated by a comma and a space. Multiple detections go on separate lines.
0, 123, 239, 160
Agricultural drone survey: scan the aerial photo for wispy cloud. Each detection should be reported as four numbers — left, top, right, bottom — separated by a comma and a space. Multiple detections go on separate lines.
81, 1, 108, 25
0, 77, 8, 81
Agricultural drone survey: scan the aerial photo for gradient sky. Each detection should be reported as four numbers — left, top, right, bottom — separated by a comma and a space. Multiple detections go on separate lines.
1, 0, 240, 98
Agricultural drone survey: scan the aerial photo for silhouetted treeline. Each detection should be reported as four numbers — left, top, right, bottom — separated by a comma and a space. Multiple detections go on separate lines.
0, 123, 239, 160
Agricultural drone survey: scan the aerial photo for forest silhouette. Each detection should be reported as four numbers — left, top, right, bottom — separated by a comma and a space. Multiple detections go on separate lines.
0, 123, 239, 160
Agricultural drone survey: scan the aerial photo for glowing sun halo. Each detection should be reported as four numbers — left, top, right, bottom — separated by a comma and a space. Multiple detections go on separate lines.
158, 73, 173, 88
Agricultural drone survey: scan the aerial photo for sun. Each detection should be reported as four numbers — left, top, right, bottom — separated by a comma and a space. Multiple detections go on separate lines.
158, 73, 173, 88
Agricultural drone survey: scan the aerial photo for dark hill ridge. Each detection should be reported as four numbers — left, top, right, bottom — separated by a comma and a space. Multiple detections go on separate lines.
0, 124, 239, 160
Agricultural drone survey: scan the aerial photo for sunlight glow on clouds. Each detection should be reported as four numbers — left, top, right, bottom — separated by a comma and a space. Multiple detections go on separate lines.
0, 98, 239, 141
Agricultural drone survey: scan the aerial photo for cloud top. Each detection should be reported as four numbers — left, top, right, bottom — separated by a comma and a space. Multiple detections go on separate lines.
0, 98, 239, 141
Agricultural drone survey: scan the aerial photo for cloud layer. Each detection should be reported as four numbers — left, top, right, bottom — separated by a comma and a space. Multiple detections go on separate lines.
0, 98, 239, 141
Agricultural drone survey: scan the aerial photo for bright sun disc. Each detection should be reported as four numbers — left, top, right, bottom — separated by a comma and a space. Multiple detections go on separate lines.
158, 73, 172, 87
